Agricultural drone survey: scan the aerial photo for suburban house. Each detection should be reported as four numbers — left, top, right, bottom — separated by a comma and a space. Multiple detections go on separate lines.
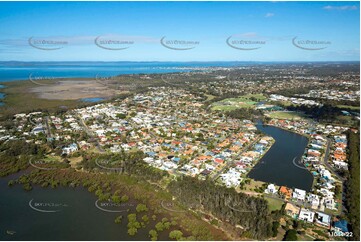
307, 193, 320, 209
315, 212, 331, 228
32, 125, 46, 135
285, 203, 300, 219
265, 184, 277, 194
62, 143, 78, 155
279, 186, 292, 200
293, 188, 306, 201
299, 208, 315, 223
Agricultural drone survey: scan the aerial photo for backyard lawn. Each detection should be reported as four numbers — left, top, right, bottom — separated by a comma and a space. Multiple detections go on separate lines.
264, 197, 284, 212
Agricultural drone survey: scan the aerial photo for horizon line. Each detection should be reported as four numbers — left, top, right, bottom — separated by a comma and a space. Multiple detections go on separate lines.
1, 60, 360, 63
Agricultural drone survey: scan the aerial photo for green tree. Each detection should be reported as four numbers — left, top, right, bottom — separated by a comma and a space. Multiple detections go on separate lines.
149, 229, 158, 241
128, 227, 137, 236
142, 215, 149, 223
155, 222, 165, 232
121, 195, 129, 202
111, 194, 121, 203
116, 113, 127, 119
114, 215, 122, 224
169, 230, 183, 240
136, 203, 148, 213
283, 229, 298, 241
272, 221, 280, 237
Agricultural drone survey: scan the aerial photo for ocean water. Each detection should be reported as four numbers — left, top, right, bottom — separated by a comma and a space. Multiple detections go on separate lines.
0, 61, 248, 83
0, 61, 254, 106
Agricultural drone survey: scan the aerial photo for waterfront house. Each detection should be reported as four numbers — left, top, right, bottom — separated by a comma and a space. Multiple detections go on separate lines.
279, 186, 292, 200
307, 149, 321, 157
265, 184, 277, 194
320, 169, 332, 180
293, 188, 306, 201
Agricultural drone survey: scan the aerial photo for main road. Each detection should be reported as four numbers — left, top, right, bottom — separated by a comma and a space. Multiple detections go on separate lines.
74, 112, 105, 153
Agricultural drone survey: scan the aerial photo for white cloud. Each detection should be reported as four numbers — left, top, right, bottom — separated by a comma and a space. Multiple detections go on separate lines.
323, 5, 358, 11
265, 13, 275, 18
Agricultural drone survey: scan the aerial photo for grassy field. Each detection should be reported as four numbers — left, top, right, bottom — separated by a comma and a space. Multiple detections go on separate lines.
0, 79, 80, 116
242, 179, 266, 192
267, 111, 305, 120
264, 197, 284, 212
211, 93, 266, 111
43, 155, 62, 162
0, 78, 134, 118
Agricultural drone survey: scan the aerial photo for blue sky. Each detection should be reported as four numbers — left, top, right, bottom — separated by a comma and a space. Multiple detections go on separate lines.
0, 1, 359, 61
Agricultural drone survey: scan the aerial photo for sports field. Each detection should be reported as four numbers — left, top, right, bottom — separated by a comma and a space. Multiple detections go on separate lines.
267, 111, 305, 120
211, 94, 266, 111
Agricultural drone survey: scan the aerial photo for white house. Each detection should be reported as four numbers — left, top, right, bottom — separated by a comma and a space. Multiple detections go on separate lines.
293, 188, 306, 201
265, 184, 277, 194
320, 169, 332, 180
324, 198, 337, 210
299, 208, 315, 223
32, 125, 46, 135
318, 188, 334, 199
315, 212, 331, 228
333, 160, 348, 170
62, 143, 78, 155
307, 193, 320, 209
220, 168, 242, 188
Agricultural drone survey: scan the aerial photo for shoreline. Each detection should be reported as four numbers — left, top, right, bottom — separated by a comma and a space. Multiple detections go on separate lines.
244, 137, 276, 177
